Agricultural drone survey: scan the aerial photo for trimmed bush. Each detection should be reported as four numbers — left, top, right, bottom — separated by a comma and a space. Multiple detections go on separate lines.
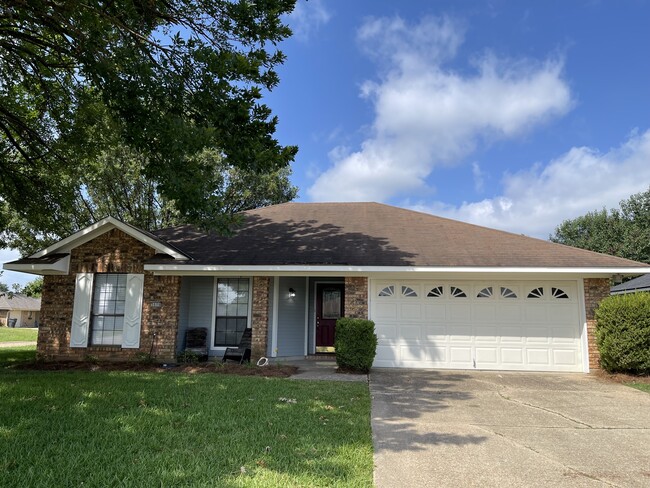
595, 293, 650, 374
335, 318, 378, 373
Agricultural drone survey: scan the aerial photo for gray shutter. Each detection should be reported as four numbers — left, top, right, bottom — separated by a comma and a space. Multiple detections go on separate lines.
70, 273, 94, 348
122, 274, 144, 349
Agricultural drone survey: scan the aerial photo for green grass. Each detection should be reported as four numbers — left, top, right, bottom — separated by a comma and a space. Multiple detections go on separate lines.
627, 382, 650, 393
0, 327, 38, 342
0, 353, 373, 487
0, 346, 37, 366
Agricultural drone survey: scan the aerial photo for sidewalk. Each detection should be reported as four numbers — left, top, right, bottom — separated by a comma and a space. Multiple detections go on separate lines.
279, 358, 368, 382
0, 341, 36, 348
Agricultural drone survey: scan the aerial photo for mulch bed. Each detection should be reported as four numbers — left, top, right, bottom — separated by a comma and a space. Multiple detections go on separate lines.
15, 360, 299, 378
592, 369, 650, 384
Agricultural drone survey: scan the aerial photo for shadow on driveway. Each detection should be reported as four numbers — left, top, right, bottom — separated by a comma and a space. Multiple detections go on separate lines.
370, 369, 650, 487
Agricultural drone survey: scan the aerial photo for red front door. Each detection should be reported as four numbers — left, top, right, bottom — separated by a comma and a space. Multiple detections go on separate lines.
316, 283, 344, 349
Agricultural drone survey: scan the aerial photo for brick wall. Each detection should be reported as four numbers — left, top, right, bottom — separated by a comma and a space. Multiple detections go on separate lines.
38, 228, 181, 362
344, 276, 369, 319
583, 277, 610, 370
251, 276, 270, 360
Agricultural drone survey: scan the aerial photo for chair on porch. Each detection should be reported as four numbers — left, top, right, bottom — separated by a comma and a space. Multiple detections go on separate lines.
222, 328, 252, 364
184, 327, 209, 361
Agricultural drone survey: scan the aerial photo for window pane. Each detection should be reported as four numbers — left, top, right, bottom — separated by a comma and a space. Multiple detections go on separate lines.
215, 279, 250, 346
90, 273, 127, 346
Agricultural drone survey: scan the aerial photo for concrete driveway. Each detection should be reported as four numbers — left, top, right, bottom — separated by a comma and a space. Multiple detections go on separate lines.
370, 370, 650, 487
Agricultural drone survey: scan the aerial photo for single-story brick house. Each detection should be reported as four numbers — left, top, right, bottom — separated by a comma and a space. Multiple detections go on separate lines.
0, 294, 41, 328
4, 202, 649, 372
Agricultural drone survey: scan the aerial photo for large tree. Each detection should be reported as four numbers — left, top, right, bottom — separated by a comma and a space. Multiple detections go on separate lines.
0, 142, 298, 255
550, 187, 650, 264
0, 0, 298, 242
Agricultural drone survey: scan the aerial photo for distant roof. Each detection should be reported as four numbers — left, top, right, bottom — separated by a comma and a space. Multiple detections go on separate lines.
151, 202, 650, 269
0, 294, 41, 311
611, 274, 650, 294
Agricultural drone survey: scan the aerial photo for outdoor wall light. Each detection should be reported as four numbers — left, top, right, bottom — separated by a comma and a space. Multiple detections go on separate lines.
289, 288, 296, 298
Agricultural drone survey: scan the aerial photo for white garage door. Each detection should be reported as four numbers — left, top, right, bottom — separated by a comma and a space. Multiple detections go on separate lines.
371, 280, 584, 372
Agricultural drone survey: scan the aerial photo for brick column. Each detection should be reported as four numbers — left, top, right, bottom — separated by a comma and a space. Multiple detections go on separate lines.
344, 277, 369, 319
251, 276, 270, 360
583, 278, 610, 370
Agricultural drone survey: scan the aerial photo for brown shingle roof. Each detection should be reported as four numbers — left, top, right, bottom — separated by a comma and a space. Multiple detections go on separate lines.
151, 202, 649, 268
0, 294, 41, 311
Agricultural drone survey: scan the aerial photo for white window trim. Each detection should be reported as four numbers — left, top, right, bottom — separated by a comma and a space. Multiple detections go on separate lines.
209, 277, 252, 351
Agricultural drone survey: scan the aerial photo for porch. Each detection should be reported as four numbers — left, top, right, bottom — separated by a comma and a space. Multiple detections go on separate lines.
175, 276, 368, 360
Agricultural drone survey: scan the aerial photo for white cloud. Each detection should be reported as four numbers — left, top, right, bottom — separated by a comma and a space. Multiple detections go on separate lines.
289, 0, 331, 41
410, 129, 650, 238
308, 15, 572, 202
472, 162, 484, 193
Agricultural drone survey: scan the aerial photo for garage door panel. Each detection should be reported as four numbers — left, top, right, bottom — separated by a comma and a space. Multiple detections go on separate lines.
371, 280, 583, 372
474, 325, 498, 342
374, 303, 398, 320
424, 325, 447, 340
450, 325, 472, 341
448, 303, 471, 321
496, 304, 522, 322
551, 326, 579, 341
553, 349, 579, 365
400, 344, 429, 361
399, 325, 422, 341
476, 347, 498, 365
425, 303, 447, 320
450, 347, 472, 363
376, 325, 397, 340
526, 327, 551, 344
375, 345, 398, 361
527, 348, 551, 365
500, 326, 524, 343
501, 348, 524, 365
523, 304, 548, 322
549, 304, 579, 322
400, 303, 422, 320
472, 303, 496, 322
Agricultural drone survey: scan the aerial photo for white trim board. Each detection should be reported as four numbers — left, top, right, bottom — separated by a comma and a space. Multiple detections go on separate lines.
30, 216, 188, 260
144, 264, 649, 276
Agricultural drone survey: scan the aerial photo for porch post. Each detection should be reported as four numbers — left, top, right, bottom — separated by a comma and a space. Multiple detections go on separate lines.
251, 276, 271, 360
344, 276, 368, 319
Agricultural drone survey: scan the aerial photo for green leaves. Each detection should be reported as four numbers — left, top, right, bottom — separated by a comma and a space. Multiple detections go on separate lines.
550, 187, 650, 264
0, 0, 298, 250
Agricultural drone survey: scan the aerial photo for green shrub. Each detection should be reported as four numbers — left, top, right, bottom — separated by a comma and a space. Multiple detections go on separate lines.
335, 318, 378, 373
176, 350, 199, 364
595, 293, 650, 374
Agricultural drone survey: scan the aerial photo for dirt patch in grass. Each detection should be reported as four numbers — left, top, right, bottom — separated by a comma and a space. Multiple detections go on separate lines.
592, 369, 650, 384
15, 360, 298, 377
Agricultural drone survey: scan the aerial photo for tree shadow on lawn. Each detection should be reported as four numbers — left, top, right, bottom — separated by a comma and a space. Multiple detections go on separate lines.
0, 371, 373, 487
370, 369, 488, 452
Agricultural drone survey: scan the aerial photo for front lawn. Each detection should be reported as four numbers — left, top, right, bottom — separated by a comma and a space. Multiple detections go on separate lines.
627, 382, 650, 394
0, 327, 38, 342
0, 354, 373, 487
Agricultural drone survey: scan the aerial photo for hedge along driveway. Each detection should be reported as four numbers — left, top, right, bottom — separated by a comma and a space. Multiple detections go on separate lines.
0, 368, 373, 487
596, 292, 650, 374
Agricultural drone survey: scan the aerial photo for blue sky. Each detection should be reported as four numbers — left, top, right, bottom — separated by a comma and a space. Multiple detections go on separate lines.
2, 0, 650, 287
270, 0, 650, 232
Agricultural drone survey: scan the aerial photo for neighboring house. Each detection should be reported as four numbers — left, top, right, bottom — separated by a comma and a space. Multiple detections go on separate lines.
0, 294, 41, 328
4, 202, 649, 372
610, 274, 650, 294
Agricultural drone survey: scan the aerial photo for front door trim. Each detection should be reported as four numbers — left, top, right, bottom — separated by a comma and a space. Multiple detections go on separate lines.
312, 280, 344, 354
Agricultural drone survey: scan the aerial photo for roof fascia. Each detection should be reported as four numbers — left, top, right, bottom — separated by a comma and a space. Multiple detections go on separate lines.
31, 217, 188, 260
144, 264, 650, 277
3, 255, 70, 275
